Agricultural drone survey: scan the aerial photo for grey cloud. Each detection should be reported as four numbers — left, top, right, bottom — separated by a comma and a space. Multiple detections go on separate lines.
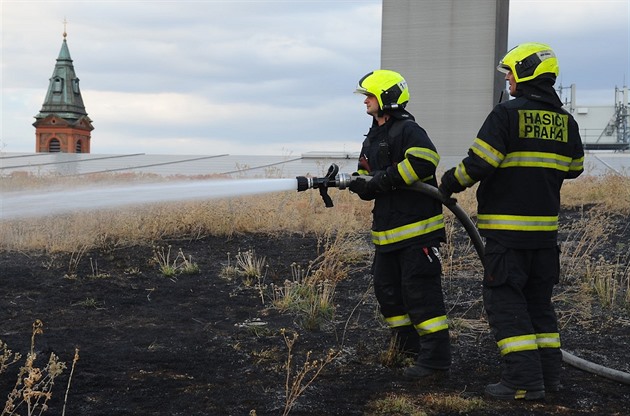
3, 0, 627, 155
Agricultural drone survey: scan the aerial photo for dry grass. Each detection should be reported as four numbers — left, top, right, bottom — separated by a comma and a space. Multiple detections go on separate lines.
0, 178, 372, 253
0, 343, 21, 377
1, 321, 72, 416
365, 393, 428, 416
221, 249, 269, 303
271, 267, 337, 331
269, 228, 370, 331
3, 172, 626, 252
364, 391, 484, 416
151, 246, 200, 278
561, 173, 630, 214
234, 249, 267, 284
378, 335, 415, 368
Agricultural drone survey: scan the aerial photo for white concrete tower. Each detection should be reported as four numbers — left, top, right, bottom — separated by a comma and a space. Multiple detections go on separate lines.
381, 0, 509, 157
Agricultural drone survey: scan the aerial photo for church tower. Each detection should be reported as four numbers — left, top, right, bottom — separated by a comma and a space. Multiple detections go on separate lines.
33, 28, 93, 153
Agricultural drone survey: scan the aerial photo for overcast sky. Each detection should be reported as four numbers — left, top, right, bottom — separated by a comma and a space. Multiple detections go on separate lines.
2, 0, 629, 156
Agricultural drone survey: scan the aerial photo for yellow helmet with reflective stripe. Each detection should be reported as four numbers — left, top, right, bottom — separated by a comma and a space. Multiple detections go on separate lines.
497, 42, 559, 83
355, 70, 409, 110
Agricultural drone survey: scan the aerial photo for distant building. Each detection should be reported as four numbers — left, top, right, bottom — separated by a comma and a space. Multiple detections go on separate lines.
560, 85, 630, 152
33, 30, 93, 153
381, 0, 509, 156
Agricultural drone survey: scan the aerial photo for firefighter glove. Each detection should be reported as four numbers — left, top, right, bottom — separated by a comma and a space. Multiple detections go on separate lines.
348, 176, 369, 194
368, 170, 395, 193
439, 167, 465, 198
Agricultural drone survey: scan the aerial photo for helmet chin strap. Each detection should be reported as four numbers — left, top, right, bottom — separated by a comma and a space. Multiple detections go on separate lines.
375, 111, 390, 126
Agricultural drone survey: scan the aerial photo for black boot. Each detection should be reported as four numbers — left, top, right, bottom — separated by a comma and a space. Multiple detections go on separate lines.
540, 347, 562, 393
393, 327, 420, 357
485, 382, 545, 400
403, 365, 449, 381
415, 330, 451, 369
403, 330, 450, 381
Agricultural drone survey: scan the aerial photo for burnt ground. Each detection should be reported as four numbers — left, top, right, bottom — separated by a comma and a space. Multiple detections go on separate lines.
1, 215, 629, 415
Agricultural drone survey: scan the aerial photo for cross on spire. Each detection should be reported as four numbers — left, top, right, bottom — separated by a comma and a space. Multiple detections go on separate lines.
63, 17, 68, 38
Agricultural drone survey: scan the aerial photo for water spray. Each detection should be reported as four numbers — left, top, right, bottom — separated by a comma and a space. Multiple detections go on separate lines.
1, 178, 299, 220
297, 163, 630, 386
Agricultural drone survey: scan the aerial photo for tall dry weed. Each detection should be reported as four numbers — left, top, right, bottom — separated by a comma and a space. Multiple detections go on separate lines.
559, 208, 613, 282
0, 343, 21, 376
280, 329, 339, 416
1, 321, 71, 416
561, 173, 630, 213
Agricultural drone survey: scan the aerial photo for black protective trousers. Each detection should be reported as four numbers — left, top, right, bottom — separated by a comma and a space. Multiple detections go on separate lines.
482, 239, 562, 390
373, 244, 451, 370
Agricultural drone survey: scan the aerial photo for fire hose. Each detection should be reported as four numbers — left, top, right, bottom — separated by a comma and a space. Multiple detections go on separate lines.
296, 164, 630, 386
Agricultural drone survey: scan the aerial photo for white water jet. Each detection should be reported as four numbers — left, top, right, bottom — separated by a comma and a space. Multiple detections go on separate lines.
0, 178, 299, 220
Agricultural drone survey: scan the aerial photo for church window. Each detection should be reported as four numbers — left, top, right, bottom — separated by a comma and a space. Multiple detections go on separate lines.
53, 77, 63, 93
49, 138, 61, 152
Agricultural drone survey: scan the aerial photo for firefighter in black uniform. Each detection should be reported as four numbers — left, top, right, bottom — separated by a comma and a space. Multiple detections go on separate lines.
439, 43, 584, 400
349, 70, 451, 380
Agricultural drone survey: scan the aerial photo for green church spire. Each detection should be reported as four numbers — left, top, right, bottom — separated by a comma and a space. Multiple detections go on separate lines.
35, 30, 89, 121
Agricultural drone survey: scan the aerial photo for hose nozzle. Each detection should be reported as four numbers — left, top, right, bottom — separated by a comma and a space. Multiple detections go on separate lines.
296, 164, 353, 207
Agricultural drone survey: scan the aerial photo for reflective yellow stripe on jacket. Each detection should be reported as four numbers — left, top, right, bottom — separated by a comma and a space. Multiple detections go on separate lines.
455, 138, 504, 187
397, 147, 440, 185
497, 334, 538, 356
455, 162, 475, 187
569, 156, 585, 172
372, 214, 445, 245
456, 138, 584, 188
500, 151, 581, 172
477, 214, 558, 231
471, 138, 504, 168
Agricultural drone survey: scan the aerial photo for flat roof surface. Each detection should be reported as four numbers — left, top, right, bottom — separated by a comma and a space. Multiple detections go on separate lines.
1, 151, 628, 178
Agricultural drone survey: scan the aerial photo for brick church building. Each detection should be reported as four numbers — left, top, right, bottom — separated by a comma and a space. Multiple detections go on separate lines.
33, 30, 93, 153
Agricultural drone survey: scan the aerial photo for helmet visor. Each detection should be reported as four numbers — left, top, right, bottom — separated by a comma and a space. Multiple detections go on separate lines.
354, 86, 371, 95
496, 64, 510, 74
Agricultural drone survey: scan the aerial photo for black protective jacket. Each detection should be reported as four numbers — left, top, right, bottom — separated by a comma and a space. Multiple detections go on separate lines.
446, 79, 584, 248
356, 112, 446, 252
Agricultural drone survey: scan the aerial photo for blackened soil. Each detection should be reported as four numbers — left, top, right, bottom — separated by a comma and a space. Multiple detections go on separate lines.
1, 229, 629, 415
